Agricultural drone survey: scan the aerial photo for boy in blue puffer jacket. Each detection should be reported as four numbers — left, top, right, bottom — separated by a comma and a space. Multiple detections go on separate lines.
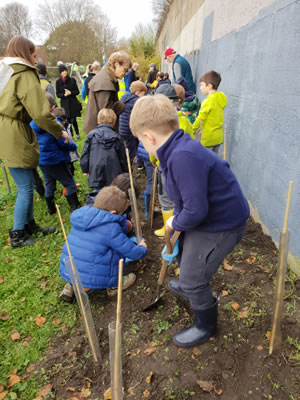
30, 93, 81, 214
119, 81, 147, 163
59, 185, 147, 302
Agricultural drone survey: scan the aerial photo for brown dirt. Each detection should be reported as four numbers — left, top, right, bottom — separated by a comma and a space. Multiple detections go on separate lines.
35, 171, 300, 400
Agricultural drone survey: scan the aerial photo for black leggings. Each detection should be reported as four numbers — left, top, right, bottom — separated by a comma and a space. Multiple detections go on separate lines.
67, 117, 79, 137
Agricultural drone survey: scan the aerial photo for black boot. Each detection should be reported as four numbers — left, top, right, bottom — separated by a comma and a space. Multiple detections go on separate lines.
25, 219, 56, 236
45, 196, 56, 215
173, 298, 218, 348
66, 192, 81, 212
9, 229, 36, 248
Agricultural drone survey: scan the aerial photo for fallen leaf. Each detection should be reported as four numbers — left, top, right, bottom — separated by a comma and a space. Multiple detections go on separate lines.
266, 331, 271, 341
144, 343, 157, 356
136, 348, 141, 355
128, 387, 135, 396
52, 318, 61, 325
41, 253, 47, 257
11, 331, 20, 341
231, 302, 240, 311
33, 397, 43, 400
283, 293, 292, 300
60, 324, 67, 332
246, 256, 256, 264
21, 297, 26, 302
4, 258, 11, 263
34, 315, 46, 327
8, 374, 21, 387
239, 306, 250, 318
192, 347, 201, 356
0, 276, 4, 284
103, 387, 112, 399
38, 384, 52, 397
22, 341, 29, 347
10, 369, 17, 375
143, 389, 150, 398
26, 364, 35, 373
40, 281, 48, 288
0, 312, 10, 321
215, 388, 223, 396
66, 387, 76, 392
257, 345, 263, 351
175, 267, 180, 276
80, 387, 91, 398
40, 274, 49, 279
221, 290, 229, 297
197, 380, 214, 393
0, 392, 8, 400
223, 262, 233, 271
0, 385, 4, 393
145, 371, 153, 384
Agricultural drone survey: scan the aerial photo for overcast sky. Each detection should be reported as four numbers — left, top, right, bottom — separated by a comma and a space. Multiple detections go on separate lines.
1, 0, 155, 40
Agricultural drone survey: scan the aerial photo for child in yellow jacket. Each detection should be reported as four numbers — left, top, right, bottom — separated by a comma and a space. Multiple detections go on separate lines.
192, 70, 227, 154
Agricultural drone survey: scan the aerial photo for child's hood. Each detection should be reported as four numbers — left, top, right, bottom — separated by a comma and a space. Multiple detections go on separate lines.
120, 91, 138, 105
70, 205, 127, 232
212, 92, 227, 109
92, 124, 120, 148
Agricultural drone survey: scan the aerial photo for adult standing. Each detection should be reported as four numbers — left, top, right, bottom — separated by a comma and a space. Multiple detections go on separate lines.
36, 63, 56, 103
0, 36, 69, 248
56, 64, 82, 140
164, 48, 196, 93
84, 51, 131, 134
146, 63, 158, 85
126, 62, 139, 91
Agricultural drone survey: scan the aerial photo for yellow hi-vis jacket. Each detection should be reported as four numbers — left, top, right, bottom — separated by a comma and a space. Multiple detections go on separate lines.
192, 91, 227, 147
118, 78, 126, 100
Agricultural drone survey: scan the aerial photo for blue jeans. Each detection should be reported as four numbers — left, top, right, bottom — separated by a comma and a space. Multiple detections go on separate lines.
8, 168, 34, 230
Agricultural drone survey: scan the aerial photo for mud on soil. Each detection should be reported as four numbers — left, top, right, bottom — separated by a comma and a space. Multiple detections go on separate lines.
35, 171, 300, 400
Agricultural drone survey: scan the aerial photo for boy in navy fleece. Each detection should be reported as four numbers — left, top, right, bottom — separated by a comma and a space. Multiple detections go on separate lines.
130, 94, 249, 348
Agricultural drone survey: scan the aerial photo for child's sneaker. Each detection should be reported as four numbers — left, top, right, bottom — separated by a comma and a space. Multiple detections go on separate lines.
106, 273, 136, 297
59, 283, 74, 303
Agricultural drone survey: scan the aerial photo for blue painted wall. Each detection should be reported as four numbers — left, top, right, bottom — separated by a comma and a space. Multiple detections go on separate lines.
184, 0, 300, 259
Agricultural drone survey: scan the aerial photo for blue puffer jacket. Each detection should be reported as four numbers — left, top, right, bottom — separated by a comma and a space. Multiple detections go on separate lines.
30, 119, 77, 166
119, 92, 139, 138
59, 206, 147, 289
137, 141, 150, 161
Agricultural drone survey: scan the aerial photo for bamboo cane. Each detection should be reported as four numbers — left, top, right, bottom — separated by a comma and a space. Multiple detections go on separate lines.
1, 165, 11, 193
125, 148, 142, 242
148, 166, 158, 229
223, 124, 227, 161
269, 181, 294, 354
113, 258, 124, 400
56, 204, 99, 364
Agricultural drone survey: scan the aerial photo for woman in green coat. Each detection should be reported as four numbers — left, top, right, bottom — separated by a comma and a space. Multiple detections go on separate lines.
0, 36, 69, 248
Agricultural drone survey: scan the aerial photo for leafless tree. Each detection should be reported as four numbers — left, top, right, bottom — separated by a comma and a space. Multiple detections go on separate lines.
0, 2, 33, 55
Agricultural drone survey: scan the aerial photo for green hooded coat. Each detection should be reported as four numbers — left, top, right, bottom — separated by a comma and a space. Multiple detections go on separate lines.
0, 58, 63, 168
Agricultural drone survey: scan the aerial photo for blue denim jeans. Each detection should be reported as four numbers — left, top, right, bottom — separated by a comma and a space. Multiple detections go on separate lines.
8, 168, 34, 230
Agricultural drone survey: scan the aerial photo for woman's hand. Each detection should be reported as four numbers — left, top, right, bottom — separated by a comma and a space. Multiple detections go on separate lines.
64, 89, 71, 96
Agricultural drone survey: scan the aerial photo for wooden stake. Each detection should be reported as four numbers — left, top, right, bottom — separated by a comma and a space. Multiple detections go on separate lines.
114, 259, 123, 400
148, 166, 158, 229
1, 165, 11, 193
223, 124, 227, 161
269, 181, 294, 354
56, 204, 99, 364
125, 148, 142, 242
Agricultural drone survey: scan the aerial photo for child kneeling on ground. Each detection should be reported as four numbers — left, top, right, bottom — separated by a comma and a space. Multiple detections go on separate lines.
130, 94, 249, 348
59, 185, 147, 302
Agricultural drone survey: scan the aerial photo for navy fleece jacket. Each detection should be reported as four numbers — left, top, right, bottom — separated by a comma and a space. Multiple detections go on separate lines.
157, 129, 250, 232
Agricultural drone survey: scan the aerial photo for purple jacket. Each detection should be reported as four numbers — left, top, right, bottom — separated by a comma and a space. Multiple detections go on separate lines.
157, 129, 250, 232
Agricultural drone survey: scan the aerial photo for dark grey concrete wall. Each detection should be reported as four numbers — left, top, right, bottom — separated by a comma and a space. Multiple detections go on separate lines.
167, 0, 300, 260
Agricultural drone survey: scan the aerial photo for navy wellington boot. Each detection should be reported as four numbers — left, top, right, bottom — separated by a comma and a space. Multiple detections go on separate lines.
144, 191, 150, 221
174, 297, 218, 348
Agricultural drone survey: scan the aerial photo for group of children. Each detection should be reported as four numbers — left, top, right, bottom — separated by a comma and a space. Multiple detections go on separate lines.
31, 67, 249, 348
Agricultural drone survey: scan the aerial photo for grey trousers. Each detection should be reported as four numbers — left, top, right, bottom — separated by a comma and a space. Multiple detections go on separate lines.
177, 223, 247, 310
158, 167, 174, 211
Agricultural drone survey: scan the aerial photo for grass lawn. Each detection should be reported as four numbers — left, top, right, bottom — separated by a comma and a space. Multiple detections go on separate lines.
0, 109, 89, 399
